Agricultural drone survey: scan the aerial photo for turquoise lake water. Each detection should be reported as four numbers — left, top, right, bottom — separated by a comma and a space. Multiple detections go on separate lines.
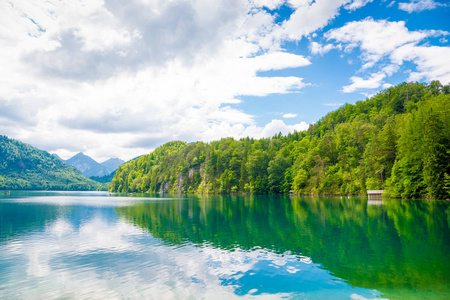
0, 191, 449, 299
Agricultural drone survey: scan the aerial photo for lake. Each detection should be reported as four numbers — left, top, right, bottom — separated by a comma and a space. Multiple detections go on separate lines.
0, 191, 449, 299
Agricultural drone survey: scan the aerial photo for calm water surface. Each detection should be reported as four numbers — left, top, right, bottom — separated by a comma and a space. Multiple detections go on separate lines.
0, 191, 449, 299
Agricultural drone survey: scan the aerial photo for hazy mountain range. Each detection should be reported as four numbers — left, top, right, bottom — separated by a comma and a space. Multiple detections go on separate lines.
54, 153, 124, 178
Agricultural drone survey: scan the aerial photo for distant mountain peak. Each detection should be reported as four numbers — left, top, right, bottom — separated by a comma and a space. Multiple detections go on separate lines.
73, 152, 88, 158
65, 153, 110, 177
101, 158, 125, 172
101, 157, 124, 164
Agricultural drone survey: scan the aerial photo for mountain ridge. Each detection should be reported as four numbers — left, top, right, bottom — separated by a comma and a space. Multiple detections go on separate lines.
0, 136, 100, 190
58, 153, 124, 178
100, 158, 125, 172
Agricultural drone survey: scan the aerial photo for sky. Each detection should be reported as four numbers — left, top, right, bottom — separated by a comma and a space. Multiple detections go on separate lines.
0, 0, 449, 162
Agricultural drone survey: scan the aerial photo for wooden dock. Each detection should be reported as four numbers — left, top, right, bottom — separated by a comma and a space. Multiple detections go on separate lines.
367, 190, 384, 199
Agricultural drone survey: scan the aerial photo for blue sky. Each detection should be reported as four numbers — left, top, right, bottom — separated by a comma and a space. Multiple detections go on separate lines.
0, 0, 449, 161
244, 0, 450, 126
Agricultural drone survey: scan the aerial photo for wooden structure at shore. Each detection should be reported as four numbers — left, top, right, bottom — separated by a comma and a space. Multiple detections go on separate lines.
367, 190, 384, 199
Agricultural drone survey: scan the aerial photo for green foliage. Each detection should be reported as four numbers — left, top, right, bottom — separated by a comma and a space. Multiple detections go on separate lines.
386, 92, 450, 199
110, 81, 450, 200
89, 171, 116, 191
0, 136, 100, 190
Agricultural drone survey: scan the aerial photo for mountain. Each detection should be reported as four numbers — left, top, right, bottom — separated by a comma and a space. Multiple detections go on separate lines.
54, 153, 123, 179
100, 158, 124, 172
0, 136, 100, 190
88, 157, 124, 184
65, 152, 111, 178
52, 153, 63, 161
110, 81, 450, 200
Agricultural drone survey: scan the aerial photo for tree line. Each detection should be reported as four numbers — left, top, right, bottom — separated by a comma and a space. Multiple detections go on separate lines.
0, 135, 100, 191
110, 81, 450, 200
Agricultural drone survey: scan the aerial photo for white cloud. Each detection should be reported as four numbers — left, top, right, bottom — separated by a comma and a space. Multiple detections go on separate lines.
342, 72, 386, 93
282, 113, 297, 118
398, 0, 444, 13
258, 119, 309, 136
391, 44, 450, 83
200, 119, 309, 142
351, 294, 388, 300
249, 51, 311, 71
2, 0, 445, 162
345, 0, 374, 11
309, 41, 341, 55
387, 1, 396, 8
382, 64, 400, 76
326, 18, 430, 66
0, 206, 342, 300
326, 18, 450, 91
274, 0, 352, 41
252, 0, 286, 10
0, 0, 317, 161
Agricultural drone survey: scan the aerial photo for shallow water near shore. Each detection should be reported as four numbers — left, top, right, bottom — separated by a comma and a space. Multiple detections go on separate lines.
0, 191, 449, 299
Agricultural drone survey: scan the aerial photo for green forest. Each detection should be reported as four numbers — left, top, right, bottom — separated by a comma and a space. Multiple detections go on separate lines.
0, 136, 100, 190
110, 81, 450, 200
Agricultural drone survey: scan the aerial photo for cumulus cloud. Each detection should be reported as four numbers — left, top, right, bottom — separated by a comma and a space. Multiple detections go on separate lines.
274, 0, 352, 41
249, 51, 311, 71
382, 64, 400, 76
309, 41, 341, 55
326, 17, 450, 92
0, 204, 342, 299
256, 119, 309, 137
0, 0, 317, 161
342, 72, 386, 93
252, 0, 286, 10
1, 0, 443, 161
200, 119, 309, 142
391, 44, 450, 83
326, 18, 430, 66
398, 0, 445, 13
345, 0, 375, 11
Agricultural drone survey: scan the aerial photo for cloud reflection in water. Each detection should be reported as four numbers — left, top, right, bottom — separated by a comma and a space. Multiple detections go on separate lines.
0, 207, 382, 299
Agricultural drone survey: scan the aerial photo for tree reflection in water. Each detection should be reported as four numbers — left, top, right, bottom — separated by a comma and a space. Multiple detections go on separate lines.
117, 195, 450, 299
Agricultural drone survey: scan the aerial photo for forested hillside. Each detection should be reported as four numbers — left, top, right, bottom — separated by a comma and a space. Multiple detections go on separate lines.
0, 136, 100, 190
110, 81, 450, 200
